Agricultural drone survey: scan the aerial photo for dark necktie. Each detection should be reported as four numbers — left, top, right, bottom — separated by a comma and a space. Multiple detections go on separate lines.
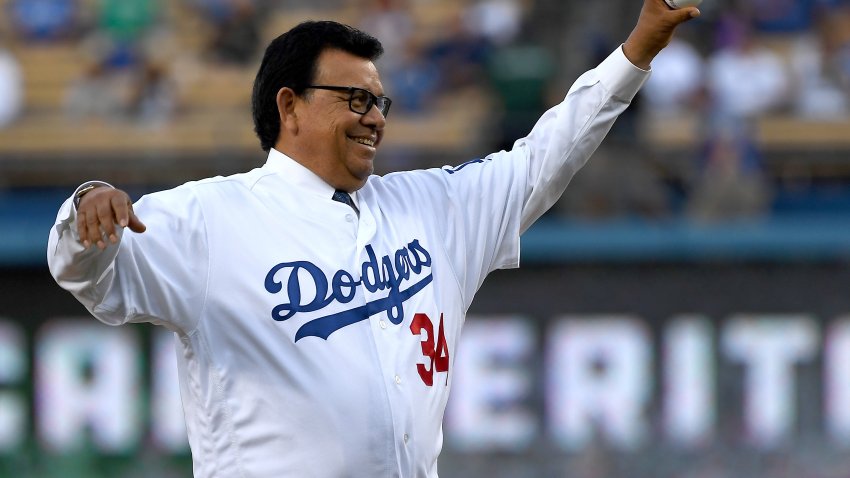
332, 189, 359, 216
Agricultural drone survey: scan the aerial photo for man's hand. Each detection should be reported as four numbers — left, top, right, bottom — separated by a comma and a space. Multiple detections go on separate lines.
76, 187, 146, 250
623, 0, 700, 70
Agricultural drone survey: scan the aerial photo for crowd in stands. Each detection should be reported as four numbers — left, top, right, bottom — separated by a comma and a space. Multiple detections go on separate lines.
2, 0, 850, 224
562, 0, 850, 224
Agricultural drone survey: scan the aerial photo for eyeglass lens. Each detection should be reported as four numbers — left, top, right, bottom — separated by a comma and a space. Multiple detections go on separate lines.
350, 89, 390, 117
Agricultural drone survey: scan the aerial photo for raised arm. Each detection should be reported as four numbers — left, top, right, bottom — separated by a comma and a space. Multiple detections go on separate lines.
517, 0, 699, 232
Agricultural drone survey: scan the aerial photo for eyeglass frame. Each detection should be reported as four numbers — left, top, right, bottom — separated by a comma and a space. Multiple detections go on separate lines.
304, 85, 392, 118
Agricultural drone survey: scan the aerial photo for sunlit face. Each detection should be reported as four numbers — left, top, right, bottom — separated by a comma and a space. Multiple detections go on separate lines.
290, 48, 387, 192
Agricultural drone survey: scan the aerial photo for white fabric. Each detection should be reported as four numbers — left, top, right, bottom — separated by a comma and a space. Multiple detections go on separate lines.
0, 50, 22, 128
47, 46, 648, 478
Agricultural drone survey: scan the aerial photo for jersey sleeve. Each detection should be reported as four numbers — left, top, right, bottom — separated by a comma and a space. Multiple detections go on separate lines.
47, 184, 209, 334
417, 47, 649, 307
516, 45, 650, 232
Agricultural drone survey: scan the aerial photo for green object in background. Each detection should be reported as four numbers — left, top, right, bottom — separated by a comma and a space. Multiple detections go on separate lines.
487, 44, 554, 113
98, 0, 158, 42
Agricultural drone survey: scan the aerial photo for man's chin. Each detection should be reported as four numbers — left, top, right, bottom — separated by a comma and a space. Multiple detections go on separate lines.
358, 166, 374, 181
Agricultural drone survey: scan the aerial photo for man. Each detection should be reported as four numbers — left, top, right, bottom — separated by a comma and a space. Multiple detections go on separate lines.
48, 1, 699, 476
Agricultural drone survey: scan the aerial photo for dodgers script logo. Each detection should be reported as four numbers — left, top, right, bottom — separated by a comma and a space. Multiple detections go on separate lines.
264, 240, 433, 341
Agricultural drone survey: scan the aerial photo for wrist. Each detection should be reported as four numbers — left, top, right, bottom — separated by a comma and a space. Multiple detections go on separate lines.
622, 38, 655, 70
73, 181, 113, 209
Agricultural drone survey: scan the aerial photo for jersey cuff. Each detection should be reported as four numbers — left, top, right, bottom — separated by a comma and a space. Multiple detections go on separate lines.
596, 45, 651, 103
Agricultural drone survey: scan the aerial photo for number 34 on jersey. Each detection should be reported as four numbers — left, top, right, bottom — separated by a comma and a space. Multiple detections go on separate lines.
410, 312, 450, 386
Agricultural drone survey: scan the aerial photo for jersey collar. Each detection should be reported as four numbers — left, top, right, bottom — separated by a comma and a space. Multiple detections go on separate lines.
264, 148, 359, 209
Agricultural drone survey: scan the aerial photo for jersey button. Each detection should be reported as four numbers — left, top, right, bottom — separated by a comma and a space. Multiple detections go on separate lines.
379, 320, 387, 329
345, 214, 354, 222
403, 433, 409, 444
394, 375, 401, 384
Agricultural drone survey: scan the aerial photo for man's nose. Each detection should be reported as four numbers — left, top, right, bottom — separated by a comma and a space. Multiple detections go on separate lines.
362, 104, 386, 129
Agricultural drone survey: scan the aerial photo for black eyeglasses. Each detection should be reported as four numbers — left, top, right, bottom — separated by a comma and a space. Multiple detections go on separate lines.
304, 85, 392, 118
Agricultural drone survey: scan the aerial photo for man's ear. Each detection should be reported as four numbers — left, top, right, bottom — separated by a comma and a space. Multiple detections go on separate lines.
276, 87, 299, 135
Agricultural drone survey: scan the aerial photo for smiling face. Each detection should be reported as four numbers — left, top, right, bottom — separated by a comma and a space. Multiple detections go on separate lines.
279, 48, 387, 192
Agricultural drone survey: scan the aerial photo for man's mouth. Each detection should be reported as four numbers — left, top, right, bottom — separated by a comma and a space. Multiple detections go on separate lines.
349, 136, 376, 147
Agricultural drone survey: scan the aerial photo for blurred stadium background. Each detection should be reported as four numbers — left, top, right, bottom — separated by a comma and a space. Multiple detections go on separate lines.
3, 0, 850, 476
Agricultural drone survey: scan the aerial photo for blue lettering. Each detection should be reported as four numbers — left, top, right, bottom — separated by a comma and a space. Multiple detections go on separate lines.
408, 239, 432, 272
443, 158, 482, 174
265, 261, 333, 321
380, 254, 404, 323
295, 273, 433, 341
361, 245, 383, 293
332, 269, 358, 303
394, 248, 411, 282
442, 157, 492, 175
265, 240, 435, 340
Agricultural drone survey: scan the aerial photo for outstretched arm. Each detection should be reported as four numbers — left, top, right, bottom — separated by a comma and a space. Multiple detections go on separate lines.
48, 182, 208, 333
48, 183, 148, 313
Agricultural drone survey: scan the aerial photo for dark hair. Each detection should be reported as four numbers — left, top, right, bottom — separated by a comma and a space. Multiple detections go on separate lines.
251, 21, 384, 152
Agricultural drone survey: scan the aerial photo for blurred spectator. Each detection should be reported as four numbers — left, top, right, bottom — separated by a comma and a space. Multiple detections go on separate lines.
556, 143, 671, 220
186, 0, 237, 22
742, 0, 835, 33
65, 50, 178, 128
126, 57, 177, 127
0, 46, 23, 128
463, 0, 523, 48
685, 14, 784, 223
64, 58, 123, 121
357, 0, 414, 77
686, 123, 772, 222
385, 38, 441, 113
426, 12, 491, 92
63, 0, 174, 125
788, 15, 849, 119
8, 0, 81, 42
206, 0, 262, 66
91, 0, 161, 69
706, 14, 790, 121
641, 37, 705, 117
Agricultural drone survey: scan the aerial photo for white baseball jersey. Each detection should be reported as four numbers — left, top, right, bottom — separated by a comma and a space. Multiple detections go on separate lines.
48, 47, 647, 478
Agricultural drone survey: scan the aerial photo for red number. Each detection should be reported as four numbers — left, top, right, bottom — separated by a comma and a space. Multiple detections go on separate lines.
411, 313, 435, 386
410, 313, 450, 386
434, 314, 450, 384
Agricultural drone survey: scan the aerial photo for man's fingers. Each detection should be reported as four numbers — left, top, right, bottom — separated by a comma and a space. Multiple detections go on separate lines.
675, 6, 700, 21
96, 200, 118, 246
111, 194, 130, 228
77, 210, 92, 248
84, 204, 105, 249
113, 194, 147, 233
127, 208, 147, 233
75, 189, 144, 249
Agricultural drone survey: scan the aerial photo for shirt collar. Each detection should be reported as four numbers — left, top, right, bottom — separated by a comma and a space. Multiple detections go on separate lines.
263, 148, 359, 208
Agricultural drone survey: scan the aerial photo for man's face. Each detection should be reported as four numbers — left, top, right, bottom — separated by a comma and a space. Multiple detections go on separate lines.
293, 48, 387, 192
